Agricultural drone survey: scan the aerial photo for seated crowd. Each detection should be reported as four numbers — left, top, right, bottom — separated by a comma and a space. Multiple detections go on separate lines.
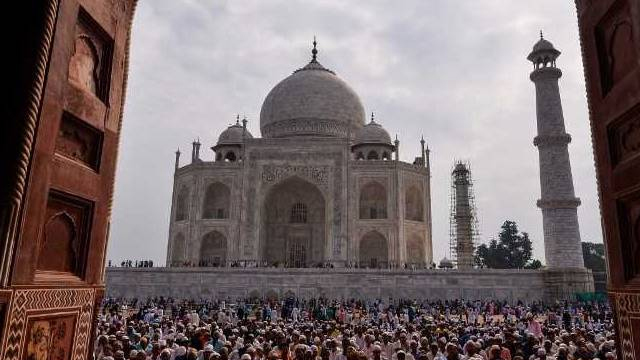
95, 298, 616, 360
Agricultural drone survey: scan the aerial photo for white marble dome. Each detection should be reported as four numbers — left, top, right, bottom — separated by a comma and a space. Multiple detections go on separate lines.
354, 117, 392, 145
260, 57, 366, 138
217, 121, 253, 145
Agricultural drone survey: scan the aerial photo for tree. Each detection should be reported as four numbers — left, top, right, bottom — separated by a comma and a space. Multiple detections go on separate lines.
582, 242, 606, 272
475, 220, 541, 269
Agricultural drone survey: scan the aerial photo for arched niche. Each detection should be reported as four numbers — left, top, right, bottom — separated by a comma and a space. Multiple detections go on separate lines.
359, 181, 387, 219
68, 35, 99, 95
406, 235, 425, 265
224, 151, 237, 162
200, 230, 227, 267
39, 212, 78, 273
202, 182, 231, 219
359, 231, 388, 268
405, 185, 424, 222
175, 186, 189, 221
171, 233, 186, 266
261, 177, 326, 267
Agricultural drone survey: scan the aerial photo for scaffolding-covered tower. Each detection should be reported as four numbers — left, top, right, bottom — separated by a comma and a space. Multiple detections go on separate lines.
449, 161, 479, 269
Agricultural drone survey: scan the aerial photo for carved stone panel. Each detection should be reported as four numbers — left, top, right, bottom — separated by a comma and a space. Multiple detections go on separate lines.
2, 289, 95, 360
616, 190, 640, 281
37, 190, 93, 279
55, 112, 103, 170
595, 0, 637, 96
22, 314, 76, 360
68, 7, 113, 102
261, 165, 329, 189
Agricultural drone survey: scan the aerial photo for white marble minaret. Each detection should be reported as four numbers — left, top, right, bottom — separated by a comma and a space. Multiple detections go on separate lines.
528, 33, 584, 268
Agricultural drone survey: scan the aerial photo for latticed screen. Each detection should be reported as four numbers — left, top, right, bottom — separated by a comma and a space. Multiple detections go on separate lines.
290, 203, 307, 223
288, 242, 306, 268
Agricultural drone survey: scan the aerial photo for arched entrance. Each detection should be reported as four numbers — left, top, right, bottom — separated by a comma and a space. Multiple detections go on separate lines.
199, 231, 227, 267
262, 177, 326, 267
359, 231, 388, 268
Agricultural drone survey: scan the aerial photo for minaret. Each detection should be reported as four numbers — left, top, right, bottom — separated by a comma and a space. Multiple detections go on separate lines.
174, 148, 181, 170
191, 140, 197, 163
528, 32, 584, 268
420, 136, 426, 167
394, 135, 400, 160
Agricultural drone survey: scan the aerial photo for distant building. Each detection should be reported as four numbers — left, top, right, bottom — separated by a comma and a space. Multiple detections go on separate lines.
166, 40, 433, 269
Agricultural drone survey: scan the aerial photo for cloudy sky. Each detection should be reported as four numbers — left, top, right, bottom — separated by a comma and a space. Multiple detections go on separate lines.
107, 0, 600, 265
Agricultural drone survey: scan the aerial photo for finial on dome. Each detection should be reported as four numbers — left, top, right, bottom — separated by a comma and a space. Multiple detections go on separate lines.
420, 135, 425, 144
312, 36, 318, 61
236, 114, 240, 125
370, 112, 376, 124
540, 30, 544, 40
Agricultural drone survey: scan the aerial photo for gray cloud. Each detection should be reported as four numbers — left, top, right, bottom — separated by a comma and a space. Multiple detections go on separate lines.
108, 0, 599, 265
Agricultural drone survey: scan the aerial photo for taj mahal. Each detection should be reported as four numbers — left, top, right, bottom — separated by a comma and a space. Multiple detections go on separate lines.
165, 40, 433, 269
106, 36, 594, 302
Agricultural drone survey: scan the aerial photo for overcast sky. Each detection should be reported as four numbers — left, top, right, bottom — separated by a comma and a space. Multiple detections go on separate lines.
107, 0, 600, 266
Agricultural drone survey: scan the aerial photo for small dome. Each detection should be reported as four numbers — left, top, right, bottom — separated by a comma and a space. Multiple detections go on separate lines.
217, 121, 253, 145
527, 33, 561, 63
259, 41, 365, 138
532, 38, 556, 52
353, 116, 392, 145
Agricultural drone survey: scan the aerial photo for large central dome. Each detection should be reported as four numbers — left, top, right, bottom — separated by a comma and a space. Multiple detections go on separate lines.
260, 42, 366, 138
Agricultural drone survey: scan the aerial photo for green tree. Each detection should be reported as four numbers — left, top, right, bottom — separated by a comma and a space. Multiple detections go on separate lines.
475, 220, 541, 269
582, 242, 606, 272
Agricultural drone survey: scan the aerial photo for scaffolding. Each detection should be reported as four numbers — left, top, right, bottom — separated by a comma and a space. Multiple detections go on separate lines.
449, 161, 480, 269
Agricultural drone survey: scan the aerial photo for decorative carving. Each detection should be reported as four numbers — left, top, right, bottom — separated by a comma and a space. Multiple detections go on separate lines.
595, 1, 637, 96
38, 190, 93, 278
533, 134, 572, 147
261, 165, 329, 188
616, 191, 640, 280
68, 8, 113, 101
2, 288, 94, 360
24, 315, 76, 360
55, 112, 103, 170
611, 291, 640, 360
40, 213, 77, 273
536, 198, 582, 209
261, 118, 350, 138
609, 104, 640, 165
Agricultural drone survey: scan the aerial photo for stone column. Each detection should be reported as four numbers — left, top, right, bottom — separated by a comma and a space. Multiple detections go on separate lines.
528, 35, 584, 268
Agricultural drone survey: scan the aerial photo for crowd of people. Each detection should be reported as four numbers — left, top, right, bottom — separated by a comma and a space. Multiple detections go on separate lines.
94, 297, 616, 360
110, 260, 156, 268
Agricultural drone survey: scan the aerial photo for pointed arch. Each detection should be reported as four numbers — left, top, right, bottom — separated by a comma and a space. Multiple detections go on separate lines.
175, 186, 189, 221
39, 212, 78, 272
261, 177, 326, 267
359, 231, 388, 268
200, 230, 227, 267
171, 233, 186, 266
359, 181, 387, 219
367, 151, 379, 160
406, 235, 425, 265
405, 185, 424, 222
202, 182, 231, 219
